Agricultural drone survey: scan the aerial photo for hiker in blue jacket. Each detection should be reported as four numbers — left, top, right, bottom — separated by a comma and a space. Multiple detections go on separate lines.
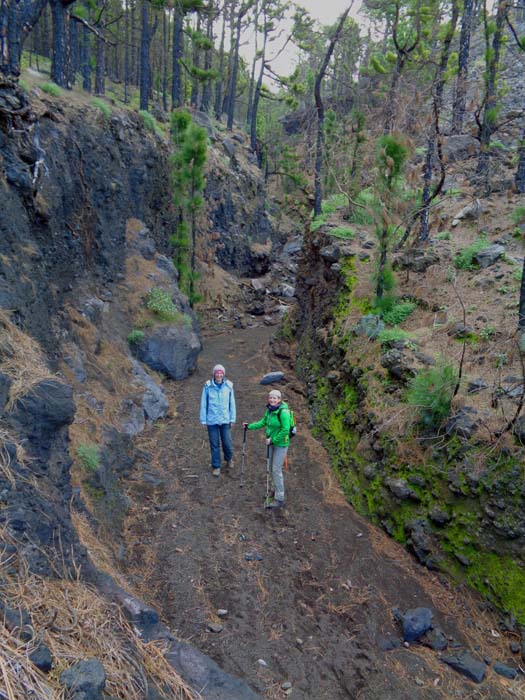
200, 364, 236, 477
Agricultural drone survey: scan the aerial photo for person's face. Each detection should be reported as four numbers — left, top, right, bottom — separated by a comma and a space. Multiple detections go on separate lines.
214, 370, 225, 383
268, 394, 280, 407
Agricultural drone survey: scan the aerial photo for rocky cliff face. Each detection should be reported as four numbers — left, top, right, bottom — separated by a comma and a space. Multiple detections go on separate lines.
0, 78, 275, 699
293, 195, 525, 628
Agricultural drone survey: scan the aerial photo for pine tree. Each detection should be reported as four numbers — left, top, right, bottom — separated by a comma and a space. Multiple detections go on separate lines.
170, 110, 208, 306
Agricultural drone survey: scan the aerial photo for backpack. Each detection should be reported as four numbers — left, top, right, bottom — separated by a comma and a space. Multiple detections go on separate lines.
277, 406, 297, 439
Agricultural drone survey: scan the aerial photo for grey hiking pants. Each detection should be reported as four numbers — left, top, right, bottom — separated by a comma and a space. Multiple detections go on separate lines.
269, 445, 288, 502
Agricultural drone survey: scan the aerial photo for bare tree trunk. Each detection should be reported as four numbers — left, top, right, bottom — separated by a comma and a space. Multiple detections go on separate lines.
451, 0, 475, 133
476, 0, 506, 195
94, 32, 105, 94
214, 2, 227, 118
50, 0, 72, 87
515, 128, 525, 194
314, 6, 351, 216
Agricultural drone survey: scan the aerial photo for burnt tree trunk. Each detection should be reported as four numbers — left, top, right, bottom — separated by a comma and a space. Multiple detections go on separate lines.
451, 0, 475, 133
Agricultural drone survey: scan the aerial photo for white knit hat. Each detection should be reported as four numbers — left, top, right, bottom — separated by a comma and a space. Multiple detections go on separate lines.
268, 389, 281, 399
212, 364, 225, 375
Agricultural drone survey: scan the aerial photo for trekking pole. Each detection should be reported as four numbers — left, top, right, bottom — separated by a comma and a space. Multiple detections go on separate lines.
240, 425, 247, 488
265, 443, 271, 506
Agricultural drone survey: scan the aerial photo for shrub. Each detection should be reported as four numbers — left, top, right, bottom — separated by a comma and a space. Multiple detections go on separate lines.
139, 109, 158, 133
40, 82, 62, 97
127, 329, 145, 345
512, 206, 525, 226
407, 362, 458, 428
310, 215, 326, 232
321, 193, 348, 214
347, 188, 375, 225
436, 230, 451, 240
382, 301, 416, 326
377, 327, 412, 345
146, 287, 180, 322
91, 97, 112, 118
76, 443, 100, 473
376, 297, 416, 325
330, 226, 355, 239
454, 237, 489, 270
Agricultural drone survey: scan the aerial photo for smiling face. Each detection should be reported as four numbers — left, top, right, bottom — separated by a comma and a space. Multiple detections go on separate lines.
268, 394, 281, 407
213, 369, 225, 383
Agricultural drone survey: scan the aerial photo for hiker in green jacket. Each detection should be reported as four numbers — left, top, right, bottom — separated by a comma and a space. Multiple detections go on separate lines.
243, 389, 290, 509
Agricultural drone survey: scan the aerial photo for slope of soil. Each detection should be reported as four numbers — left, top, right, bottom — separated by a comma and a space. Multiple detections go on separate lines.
122, 320, 521, 700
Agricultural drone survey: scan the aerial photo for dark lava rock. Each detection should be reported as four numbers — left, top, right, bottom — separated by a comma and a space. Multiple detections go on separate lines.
245, 551, 263, 561
468, 378, 488, 394
420, 627, 448, 651
385, 478, 418, 501
444, 407, 478, 439
441, 651, 486, 683
377, 635, 402, 651
474, 244, 505, 269
12, 379, 75, 435
493, 662, 518, 679
395, 247, 439, 273
380, 349, 416, 382
30, 643, 53, 673
320, 244, 340, 264
0, 601, 32, 641
260, 371, 284, 385
60, 658, 106, 699
428, 506, 451, 525
393, 607, 433, 642
136, 326, 201, 380
0, 371, 12, 411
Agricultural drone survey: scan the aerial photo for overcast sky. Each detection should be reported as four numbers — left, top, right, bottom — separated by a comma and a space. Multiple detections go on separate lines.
241, 1, 363, 78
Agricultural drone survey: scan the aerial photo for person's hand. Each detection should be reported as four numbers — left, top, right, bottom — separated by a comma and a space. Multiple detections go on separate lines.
242, 421, 248, 428
265, 438, 271, 446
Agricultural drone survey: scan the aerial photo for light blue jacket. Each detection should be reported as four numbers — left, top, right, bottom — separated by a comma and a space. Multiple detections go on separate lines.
200, 379, 236, 425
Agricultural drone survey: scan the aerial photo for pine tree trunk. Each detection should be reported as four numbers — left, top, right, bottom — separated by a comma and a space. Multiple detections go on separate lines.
94, 33, 105, 94
246, 0, 259, 127
139, 0, 150, 110
452, 0, 474, 133
214, 5, 226, 119
124, 0, 130, 102
227, 7, 244, 130
191, 14, 201, 109
171, 5, 183, 108
222, 1, 236, 117
200, 7, 214, 112
476, 0, 506, 194
69, 16, 78, 86
162, 9, 168, 112
418, 0, 459, 242
81, 22, 91, 92
50, 0, 70, 87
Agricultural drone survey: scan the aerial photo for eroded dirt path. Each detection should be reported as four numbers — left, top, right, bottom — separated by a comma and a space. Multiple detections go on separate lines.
124, 322, 518, 700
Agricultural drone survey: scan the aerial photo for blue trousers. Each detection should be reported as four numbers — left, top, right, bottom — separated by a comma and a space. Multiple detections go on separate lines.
207, 424, 233, 469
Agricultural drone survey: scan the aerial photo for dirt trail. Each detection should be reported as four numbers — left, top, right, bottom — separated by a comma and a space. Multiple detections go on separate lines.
124, 321, 518, 700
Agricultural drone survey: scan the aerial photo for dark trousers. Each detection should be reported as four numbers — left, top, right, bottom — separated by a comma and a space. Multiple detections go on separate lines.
207, 424, 233, 469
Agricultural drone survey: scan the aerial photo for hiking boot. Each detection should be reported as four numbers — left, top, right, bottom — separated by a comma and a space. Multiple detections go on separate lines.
265, 499, 285, 509
224, 460, 233, 470
212, 468, 221, 477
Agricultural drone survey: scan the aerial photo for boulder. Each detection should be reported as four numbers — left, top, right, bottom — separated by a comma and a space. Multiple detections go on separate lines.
393, 607, 433, 642
12, 379, 75, 435
473, 244, 505, 268
136, 326, 201, 380
132, 360, 169, 422
395, 248, 440, 273
380, 349, 416, 381
441, 651, 485, 683
493, 662, 518, 680
320, 244, 341, 264
60, 659, 106, 699
451, 199, 483, 226
444, 407, 478, 439
30, 643, 53, 673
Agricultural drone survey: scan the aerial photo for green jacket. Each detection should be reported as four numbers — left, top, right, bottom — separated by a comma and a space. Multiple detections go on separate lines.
248, 401, 291, 447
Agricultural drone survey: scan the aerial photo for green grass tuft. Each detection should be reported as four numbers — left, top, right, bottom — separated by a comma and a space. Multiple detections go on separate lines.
40, 82, 62, 97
